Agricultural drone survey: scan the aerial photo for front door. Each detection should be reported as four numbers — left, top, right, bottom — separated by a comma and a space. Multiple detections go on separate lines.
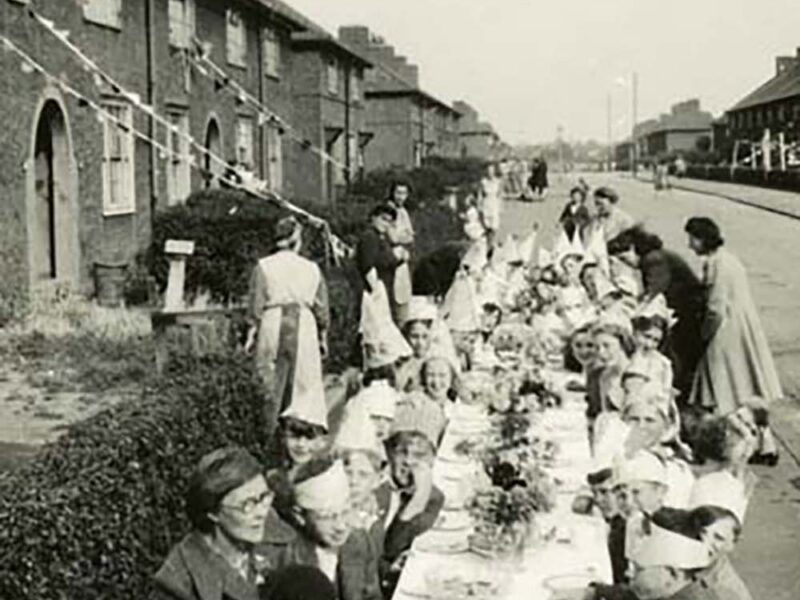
31, 100, 79, 287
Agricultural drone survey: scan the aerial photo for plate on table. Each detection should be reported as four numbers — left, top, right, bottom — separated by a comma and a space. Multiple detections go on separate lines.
401, 571, 500, 600
543, 573, 595, 592
414, 533, 470, 555
434, 509, 472, 531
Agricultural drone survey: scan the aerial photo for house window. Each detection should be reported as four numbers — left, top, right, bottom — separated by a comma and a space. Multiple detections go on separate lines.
83, 0, 122, 29
235, 117, 255, 168
101, 102, 136, 216
226, 9, 247, 68
166, 112, 191, 206
327, 59, 339, 95
168, 0, 195, 49
267, 125, 283, 192
350, 70, 361, 103
262, 26, 280, 78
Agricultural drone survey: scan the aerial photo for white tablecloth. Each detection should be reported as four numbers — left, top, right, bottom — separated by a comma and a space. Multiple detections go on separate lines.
393, 376, 612, 600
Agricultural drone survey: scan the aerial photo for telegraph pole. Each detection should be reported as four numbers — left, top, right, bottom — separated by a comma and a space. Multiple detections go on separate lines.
631, 71, 639, 176
606, 93, 612, 171
557, 124, 565, 176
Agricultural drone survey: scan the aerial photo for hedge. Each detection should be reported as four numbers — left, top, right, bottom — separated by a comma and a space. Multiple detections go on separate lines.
0, 351, 274, 600
684, 164, 800, 192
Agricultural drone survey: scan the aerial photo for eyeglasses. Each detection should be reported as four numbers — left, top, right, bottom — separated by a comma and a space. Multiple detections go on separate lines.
221, 490, 274, 514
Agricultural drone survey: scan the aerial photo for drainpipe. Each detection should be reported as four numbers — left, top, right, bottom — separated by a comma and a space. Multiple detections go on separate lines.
257, 26, 267, 181
145, 0, 157, 216
343, 59, 351, 196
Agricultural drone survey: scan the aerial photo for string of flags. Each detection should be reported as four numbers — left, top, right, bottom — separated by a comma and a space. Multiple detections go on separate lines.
188, 42, 352, 174
20, 8, 353, 261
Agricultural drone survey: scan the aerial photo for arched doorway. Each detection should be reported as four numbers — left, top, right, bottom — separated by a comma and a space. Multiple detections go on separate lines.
29, 99, 79, 286
204, 117, 223, 188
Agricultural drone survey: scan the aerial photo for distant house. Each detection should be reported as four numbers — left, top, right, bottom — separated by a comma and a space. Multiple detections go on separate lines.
634, 99, 713, 162
726, 48, 800, 169
454, 100, 501, 160
339, 26, 461, 170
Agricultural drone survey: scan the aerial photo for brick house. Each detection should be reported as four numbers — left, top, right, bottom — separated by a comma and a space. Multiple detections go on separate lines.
634, 99, 713, 162
725, 48, 800, 169
453, 100, 500, 160
273, 3, 372, 205
339, 26, 461, 170
0, 0, 306, 303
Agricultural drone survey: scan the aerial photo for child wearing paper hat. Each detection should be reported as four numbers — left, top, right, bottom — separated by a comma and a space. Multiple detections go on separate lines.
333, 402, 385, 538
345, 380, 399, 442
626, 523, 713, 600
287, 458, 383, 596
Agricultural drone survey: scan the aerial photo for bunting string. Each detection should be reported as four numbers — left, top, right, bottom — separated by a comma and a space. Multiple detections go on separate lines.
19, 8, 353, 259
0, 31, 353, 261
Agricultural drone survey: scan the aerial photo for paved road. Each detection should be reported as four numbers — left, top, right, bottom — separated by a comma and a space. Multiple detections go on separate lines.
499, 172, 800, 600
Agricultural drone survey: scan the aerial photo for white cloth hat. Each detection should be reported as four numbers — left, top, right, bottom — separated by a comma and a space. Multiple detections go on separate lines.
442, 271, 482, 332
517, 230, 538, 266
617, 450, 667, 485
690, 471, 749, 525
403, 296, 439, 325
349, 380, 399, 420
281, 386, 329, 431
629, 523, 713, 570
335, 400, 384, 457
591, 416, 631, 479
634, 293, 677, 328
537, 247, 554, 269
294, 460, 350, 512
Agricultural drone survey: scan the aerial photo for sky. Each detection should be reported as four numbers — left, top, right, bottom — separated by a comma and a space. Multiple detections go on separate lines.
287, 0, 800, 145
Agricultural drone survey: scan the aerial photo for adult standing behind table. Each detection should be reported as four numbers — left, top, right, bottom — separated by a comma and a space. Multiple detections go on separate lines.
607, 226, 705, 403
480, 163, 503, 249
247, 216, 329, 430
355, 204, 406, 324
387, 182, 415, 324
593, 187, 636, 243
685, 217, 783, 414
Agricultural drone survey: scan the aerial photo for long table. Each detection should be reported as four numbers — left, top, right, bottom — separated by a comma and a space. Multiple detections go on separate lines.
393, 374, 612, 600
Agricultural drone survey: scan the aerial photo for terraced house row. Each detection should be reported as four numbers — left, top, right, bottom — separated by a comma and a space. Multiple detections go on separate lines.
0, 0, 502, 302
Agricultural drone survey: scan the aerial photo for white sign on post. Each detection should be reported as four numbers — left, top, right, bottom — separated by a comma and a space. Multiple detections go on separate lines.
164, 240, 195, 311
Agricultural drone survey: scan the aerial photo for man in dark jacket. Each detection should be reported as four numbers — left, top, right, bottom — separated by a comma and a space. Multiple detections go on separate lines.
608, 226, 704, 404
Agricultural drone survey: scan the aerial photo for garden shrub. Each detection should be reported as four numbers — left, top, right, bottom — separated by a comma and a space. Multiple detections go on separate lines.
0, 351, 274, 600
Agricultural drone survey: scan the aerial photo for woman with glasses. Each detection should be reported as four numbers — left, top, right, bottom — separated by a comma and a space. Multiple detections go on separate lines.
153, 447, 295, 600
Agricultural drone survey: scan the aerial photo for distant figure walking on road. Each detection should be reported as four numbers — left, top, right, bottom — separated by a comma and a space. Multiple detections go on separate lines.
686, 217, 783, 413
527, 157, 549, 200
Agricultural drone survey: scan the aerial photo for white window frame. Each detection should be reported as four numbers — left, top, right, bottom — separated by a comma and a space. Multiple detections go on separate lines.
262, 26, 280, 79
101, 102, 136, 216
226, 9, 247, 68
327, 59, 339, 96
168, 0, 195, 49
83, 0, 122, 30
267, 125, 283, 192
166, 111, 192, 206
236, 117, 255, 169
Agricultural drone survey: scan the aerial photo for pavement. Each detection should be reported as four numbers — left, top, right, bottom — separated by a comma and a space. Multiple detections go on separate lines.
653, 173, 800, 220
500, 172, 800, 600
